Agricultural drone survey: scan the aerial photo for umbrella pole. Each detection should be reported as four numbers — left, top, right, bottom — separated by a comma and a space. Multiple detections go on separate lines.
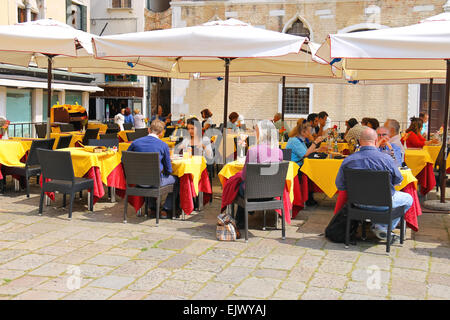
46, 55, 53, 138
427, 78, 433, 139
440, 61, 450, 203
222, 58, 231, 165
281, 76, 286, 122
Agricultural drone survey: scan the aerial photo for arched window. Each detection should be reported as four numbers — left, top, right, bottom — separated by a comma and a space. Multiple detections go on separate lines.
285, 19, 310, 38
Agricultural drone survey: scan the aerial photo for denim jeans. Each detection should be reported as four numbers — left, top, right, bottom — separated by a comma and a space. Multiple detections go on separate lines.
142, 175, 179, 211
356, 191, 413, 233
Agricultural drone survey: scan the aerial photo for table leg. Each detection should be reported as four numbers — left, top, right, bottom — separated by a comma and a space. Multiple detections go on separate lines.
14, 179, 19, 192
137, 209, 142, 217
45, 194, 51, 206
87, 191, 91, 210
198, 192, 204, 211
111, 187, 116, 203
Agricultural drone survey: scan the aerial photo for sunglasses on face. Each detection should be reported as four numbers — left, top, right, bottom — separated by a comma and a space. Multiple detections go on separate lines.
378, 133, 388, 137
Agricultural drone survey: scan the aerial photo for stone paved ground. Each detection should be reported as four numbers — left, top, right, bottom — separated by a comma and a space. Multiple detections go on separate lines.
0, 177, 449, 300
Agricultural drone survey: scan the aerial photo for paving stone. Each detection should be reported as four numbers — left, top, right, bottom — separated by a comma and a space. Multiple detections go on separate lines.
34, 245, 77, 256
152, 279, 203, 298
158, 238, 192, 250
0, 232, 35, 241
351, 268, 390, 284
63, 287, 116, 300
286, 266, 315, 283
185, 258, 228, 273
233, 277, 281, 299
214, 267, 253, 284
109, 290, 148, 300
430, 262, 450, 274
0, 269, 26, 283
345, 281, 388, 297
392, 258, 429, 271
89, 275, 135, 290
182, 240, 217, 255
392, 268, 428, 283
231, 258, 260, 268
279, 281, 307, 294
259, 254, 299, 270
0, 249, 29, 264
53, 251, 97, 265
199, 249, 239, 261
272, 289, 301, 300
105, 247, 141, 258
240, 244, 274, 258
96, 237, 128, 246
356, 254, 392, 271
427, 284, 450, 299
324, 250, 360, 262
0, 254, 55, 271
390, 295, 421, 300
36, 277, 92, 293
253, 268, 288, 280
308, 272, 348, 290
0, 276, 50, 295
159, 253, 195, 269
78, 244, 114, 254
119, 239, 157, 250
297, 254, 323, 269
13, 290, 66, 300
137, 248, 175, 261
191, 282, 235, 300
318, 259, 353, 275
69, 230, 111, 241
427, 273, 450, 287
128, 269, 172, 291
300, 287, 341, 300
144, 293, 186, 300
77, 264, 114, 278
214, 241, 247, 252
110, 260, 158, 277
390, 279, 428, 299
171, 269, 215, 283
341, 292, 385, 300
29, 263, 72, 277
85, 255, 130, 267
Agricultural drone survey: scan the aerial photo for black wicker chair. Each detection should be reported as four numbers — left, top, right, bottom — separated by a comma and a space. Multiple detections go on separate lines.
343, 168, 406, 253
135, 128, 149, 139
55, 135, 72, 149
230, 161, 289, 242
81, 128, 100, 146
100, 133, 118, 140
126, 131, 141, 142
1, 138, 55, 197
37, 149, 94, 219
282, 148, 292, 161
121, 151, 176, 225
35, 123, 47, 138
123, 123, 133, 130
88, 138, 119, 148
60, 123, 75, 132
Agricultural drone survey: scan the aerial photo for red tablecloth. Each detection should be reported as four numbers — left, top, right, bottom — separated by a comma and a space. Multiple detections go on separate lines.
416, 163, 436, 195
333, 182, 422, 232
116, 168, 212, 215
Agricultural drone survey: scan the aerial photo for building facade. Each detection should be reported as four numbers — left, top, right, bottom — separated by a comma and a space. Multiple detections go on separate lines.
89, 0, 149, 122
141, 0, 448, 132
0, 0, 100, 137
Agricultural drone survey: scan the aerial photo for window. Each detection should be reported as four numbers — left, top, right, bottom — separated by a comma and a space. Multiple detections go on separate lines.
111, 0, 132, 8
6, 88, 32, 137
66, 1, 87, 31
285, 19, 310, 38
105, 74, 138, 82
284, 87, 310, 115
65, 91, 83, 106
18, 8, 37, 23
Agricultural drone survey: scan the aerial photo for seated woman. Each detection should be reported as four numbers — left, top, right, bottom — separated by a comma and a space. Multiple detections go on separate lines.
227, 112, 240, 132
124, 107, 134, 127
234, 120, 283, 228
401, 117, 437, 148
286, 121, 326, 206
201, 108, 214, 131
176, 117, 213, 161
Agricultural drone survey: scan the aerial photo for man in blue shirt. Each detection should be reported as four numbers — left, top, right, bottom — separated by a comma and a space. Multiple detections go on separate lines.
376, 126, 404, 167
335, 127, 413, 242
127, 119, 178, 218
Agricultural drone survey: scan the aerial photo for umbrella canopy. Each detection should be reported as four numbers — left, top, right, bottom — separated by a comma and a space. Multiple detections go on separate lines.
315, 14, 450, 203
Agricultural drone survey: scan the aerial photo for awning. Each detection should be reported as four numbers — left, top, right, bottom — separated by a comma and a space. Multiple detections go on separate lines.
0, 78, 104, 92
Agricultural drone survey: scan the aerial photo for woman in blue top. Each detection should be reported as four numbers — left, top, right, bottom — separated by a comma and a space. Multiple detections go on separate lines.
286, 121, 326, 206
124, 107, 135, 127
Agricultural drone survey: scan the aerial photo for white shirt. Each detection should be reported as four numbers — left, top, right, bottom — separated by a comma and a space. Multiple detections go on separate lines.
176, 136, 213, 160
114, 113, 125, 131
134, 114, 146, 129
323, 117, 332, 131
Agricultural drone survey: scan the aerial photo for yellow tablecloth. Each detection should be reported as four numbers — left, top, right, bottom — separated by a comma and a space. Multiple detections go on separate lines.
171, 156, 207, 195
280, 142, 287, 149
423, 145, 450, 170
87, 123, 108, 134
320, 142, 350, 153
218, 160, 300, 202
0, 140, 28, 167
50, 132, 84, 149
57, 148, 122, 185
8, 137, 39, 151
404, 149, 434, 177
118, 130, 135, 142
301, 158, 418, 198
161, 137, 176, 148
119, 140, 176, 154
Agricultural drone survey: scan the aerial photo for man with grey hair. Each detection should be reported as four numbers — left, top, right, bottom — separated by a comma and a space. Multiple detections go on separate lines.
384, 119, 404, 154
336, 127, 413, 243
127, 120, 179, 219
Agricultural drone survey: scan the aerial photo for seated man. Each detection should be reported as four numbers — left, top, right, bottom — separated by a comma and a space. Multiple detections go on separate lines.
335, 127, 413, 242
344, 118, 365, 143
127, 119, 179, 219
273, 112, 291, 140
384, 118, 404, 155
376, 126, 404, 167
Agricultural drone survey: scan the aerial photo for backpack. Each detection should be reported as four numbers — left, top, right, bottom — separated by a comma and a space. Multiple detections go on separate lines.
325, 205, 359, 243
216, 213, 241, 241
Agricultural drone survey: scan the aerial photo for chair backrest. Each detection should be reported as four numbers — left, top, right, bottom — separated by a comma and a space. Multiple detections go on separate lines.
88, 138, 119, 148
282, 148, 292, 161
343, 168, 392, 208
107, 123, 120, 130
121, 151, 161, 187
100, 133, 118, 140
82, 128, 100, 145
164, 127, 176, 137
60, 123, 74, 132
37, 149, 75, 181
35, 123, 47, 138
241, 124, 247, 131
126, 131, 141, 142
105, 128, 120, 134
218, 123, 224, 132
135, 128, 149, 139
244, 161, 289, 200
56, 135, 72, 149
123, 123, 133, 130
27, 138, 56, 166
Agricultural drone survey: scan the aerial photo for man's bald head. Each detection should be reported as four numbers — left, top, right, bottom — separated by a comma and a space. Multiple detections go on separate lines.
359, 127, 378, 146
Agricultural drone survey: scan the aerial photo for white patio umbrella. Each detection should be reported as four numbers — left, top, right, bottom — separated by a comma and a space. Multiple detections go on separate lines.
316, 15, 450, 203
93, 19, 335, 162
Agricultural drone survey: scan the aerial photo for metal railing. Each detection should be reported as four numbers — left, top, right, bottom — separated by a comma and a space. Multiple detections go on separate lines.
7, 122, 45, 138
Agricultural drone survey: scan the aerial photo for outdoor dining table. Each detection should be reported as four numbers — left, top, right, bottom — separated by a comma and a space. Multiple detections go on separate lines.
118, 143, 212, 216
0, 139, 30, 180
87, 123, 108, 134
423, 145, 450, 172
218, 160, 308, 224
117, 130, 136, 143
301, 158, 422, 231
403, 149, 436, 195
50, 131, 85, 148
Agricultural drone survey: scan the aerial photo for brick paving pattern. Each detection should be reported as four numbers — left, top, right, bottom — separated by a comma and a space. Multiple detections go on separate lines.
0, 179, 448, 300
